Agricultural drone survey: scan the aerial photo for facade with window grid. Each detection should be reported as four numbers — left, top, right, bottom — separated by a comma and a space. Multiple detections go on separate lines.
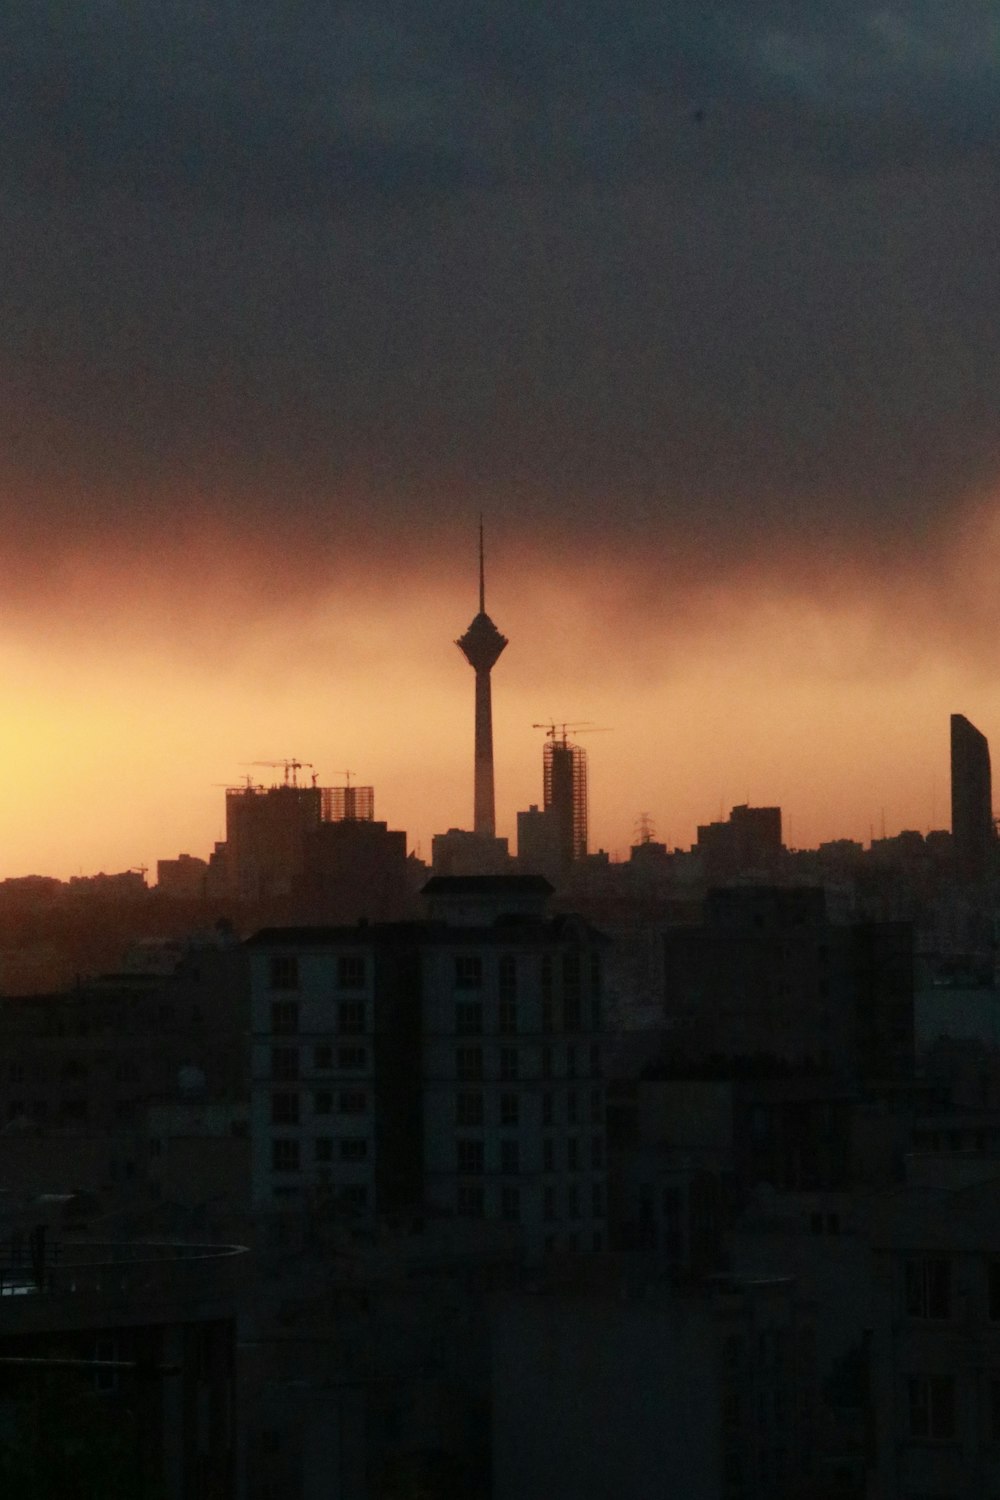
868, 1179, 1000, 1498
248, 878, 608, 1257
420, 904, 608, 1259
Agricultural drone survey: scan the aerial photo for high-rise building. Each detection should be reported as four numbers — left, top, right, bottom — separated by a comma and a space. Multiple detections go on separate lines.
247, 876, 609, 1258
455, 525, 507, 838
950, 713, 994, 879
544, 733, 588, 869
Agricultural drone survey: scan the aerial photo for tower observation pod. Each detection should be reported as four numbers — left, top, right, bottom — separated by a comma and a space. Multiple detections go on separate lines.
455, 524, 508, 838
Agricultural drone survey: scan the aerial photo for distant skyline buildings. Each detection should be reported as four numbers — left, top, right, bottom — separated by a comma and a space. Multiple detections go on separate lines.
3, 550, 1000, 880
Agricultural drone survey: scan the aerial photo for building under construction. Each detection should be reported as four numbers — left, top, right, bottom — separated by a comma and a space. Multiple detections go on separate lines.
544, 732, 589, 868
219, 763, 378, 902
517, 727, 589, 882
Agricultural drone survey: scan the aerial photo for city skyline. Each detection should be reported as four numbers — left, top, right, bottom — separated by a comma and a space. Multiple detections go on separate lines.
0, 4, 996, 877
1, 540, 997, 880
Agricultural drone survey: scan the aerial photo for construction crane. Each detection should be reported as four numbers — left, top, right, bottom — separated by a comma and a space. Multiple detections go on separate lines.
531, 721, 611, 746
245, 759, 314, 787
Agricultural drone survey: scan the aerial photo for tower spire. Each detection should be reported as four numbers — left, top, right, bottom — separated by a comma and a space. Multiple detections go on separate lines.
479, 516, 485, 613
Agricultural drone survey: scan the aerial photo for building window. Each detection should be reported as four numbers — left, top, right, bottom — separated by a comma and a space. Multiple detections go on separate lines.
269, 956, 299, 991
542, 997, 555, 1032
314, 1044, 333, 1070
314, 1090, 333, 1115
905, 1258, 951, 1319
338, 1000, 366, 1035
456, 1001, 483, 1036
499, 954, 517, 1000
456, 1047, 483, 1082
339, 1090, 367, 1115
541, 1047, 553, 1080
501, 1139, 519, 1174
272, 1047, 299, 1081
589, 1043, 601, 1078
340, 1137, 368, 1162
457, 1138, 485, 1174
500, 1047, 519, 1082
590, 1088, 602, 1125
563, 951, 580, 998
314, 1136, 333, 1163
501, 1184, 520, 1222
592, 1181, 604, 1218
590, 995, 602, 1029
567, 1181, 580, 1218
567, 1090, 578, 1125
272, 1138, 300, 1173
567, 1137, 579, 1170
498, 997, 518, 1035
544, 1185, 556, 1221
541, 954, 553, 1003
342, 1184, 368, 1212
338, 1046, 367, 1070
563, 995, 581, 1032
542, 1092, 554, 1126
591, 1135, 603, 1169
907, 1375, 955, 1442
270, 1000, 299, 1035
500, 1092, 519, 1127
337, 954, 366, 990
271, 1092, 299, 1125
455, 955, 483, 989
456, 1091, 484, 1126
457, 1182, 484, 1217
566, 1046, 577, 1080
543, 1138, 555, 1172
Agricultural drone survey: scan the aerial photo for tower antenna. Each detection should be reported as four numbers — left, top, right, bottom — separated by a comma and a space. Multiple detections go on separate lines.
479, 515, 485, 613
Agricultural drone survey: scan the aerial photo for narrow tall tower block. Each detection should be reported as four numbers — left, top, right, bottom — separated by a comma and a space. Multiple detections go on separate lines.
455, 524, 508, 837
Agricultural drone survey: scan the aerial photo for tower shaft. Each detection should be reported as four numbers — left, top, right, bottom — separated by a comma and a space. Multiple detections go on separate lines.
474, 669, 496, 836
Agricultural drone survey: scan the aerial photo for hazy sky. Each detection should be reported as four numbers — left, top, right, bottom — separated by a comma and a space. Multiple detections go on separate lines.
1, 3, 998, 875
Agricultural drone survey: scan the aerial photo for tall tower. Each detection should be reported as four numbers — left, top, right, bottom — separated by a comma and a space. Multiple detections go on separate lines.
455, 524, 508, 837
951, 713, 994, 879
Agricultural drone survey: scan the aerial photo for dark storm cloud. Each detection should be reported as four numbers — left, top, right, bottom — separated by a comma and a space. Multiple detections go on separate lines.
0, 1, 997, 571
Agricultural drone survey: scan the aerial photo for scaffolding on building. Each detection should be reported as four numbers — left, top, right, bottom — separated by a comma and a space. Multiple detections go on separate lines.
542, 735, 588, 864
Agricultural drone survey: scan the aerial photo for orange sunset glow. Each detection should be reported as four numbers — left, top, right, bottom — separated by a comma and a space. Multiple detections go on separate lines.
3, 490, 999, 880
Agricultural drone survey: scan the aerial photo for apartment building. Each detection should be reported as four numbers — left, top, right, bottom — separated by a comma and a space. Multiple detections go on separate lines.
247, 876, 608, 1257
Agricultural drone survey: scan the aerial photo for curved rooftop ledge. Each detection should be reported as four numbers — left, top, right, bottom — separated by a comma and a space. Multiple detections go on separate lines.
0, 1240, 249, 1324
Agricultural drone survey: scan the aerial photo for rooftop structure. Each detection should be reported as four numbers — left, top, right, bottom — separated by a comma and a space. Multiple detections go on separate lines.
455, 524, 507, 839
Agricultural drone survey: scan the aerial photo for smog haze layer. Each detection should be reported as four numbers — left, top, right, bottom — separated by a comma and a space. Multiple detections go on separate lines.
1, 2, 998, 875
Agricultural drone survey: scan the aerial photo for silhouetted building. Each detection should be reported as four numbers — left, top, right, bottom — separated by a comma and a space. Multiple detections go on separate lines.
431, 827, 511, 876
298, 818, 410, 921
544, 733, 588, 870
517, 803, 564, 883
454, 524, 508, 838
696, 804, 782, 878
224, 783, 323, 900
950, 713, 993, 879
156, 853, 208, 899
